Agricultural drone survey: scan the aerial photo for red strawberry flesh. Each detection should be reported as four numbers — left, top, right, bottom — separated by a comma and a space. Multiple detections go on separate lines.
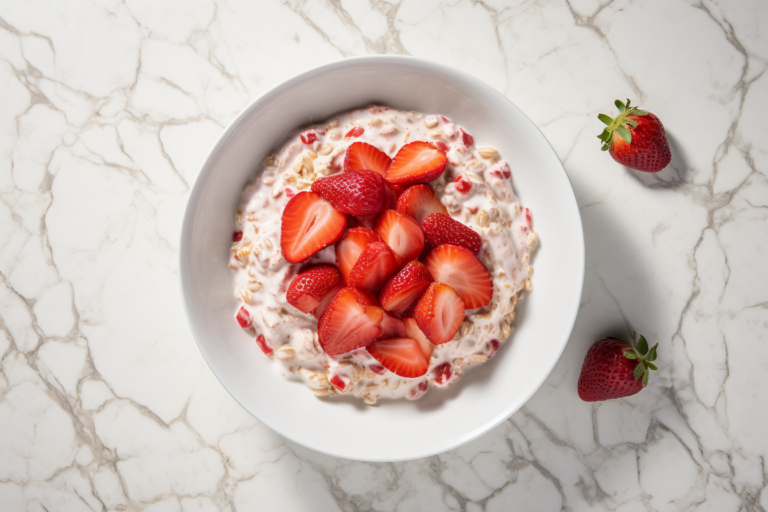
286, 265, 342, 316
384, 141, 447, 186
311, 170, 386, 216
378, 260, 434, 315
414, 283, 465, 345
396, 184, 449, 225
344, 142, 392, 176
345, 126, 364, 138
366, 337, 430, 378
374, 210, 425, 263
318, 287, 383, 356
236, 306, 251, 328
255, 334, 273, 356
422, 213, 482, 254
335, 227, 382, 282
348, 242, 400, 291
425, 244, 493, 309
404, 318, 434, 359
281, 192, 347, 263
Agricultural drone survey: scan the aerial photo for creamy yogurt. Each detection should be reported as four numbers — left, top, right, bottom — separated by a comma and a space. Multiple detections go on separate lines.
229, 106, 536, 403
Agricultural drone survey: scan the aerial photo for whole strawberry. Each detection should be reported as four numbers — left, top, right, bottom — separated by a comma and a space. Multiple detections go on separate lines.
597, 99, 671, 172
578, 333, 658, 402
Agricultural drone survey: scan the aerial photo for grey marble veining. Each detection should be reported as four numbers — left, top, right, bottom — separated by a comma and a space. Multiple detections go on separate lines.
0, 0, 767, 511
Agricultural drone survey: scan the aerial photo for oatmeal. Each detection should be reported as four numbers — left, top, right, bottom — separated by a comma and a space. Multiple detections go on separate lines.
230, 106, 536, 403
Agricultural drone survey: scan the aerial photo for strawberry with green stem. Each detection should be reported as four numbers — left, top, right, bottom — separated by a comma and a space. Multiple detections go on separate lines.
597, 99, 671, 173
577, 332, 658, 402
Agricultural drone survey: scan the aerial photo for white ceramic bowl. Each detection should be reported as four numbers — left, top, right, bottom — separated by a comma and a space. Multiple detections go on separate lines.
180, 56, 584, 461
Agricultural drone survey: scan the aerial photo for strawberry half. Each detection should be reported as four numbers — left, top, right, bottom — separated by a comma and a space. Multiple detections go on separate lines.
281, 192, 347, 263
414, 283, 465, 345
335, 227, 382, 282
404, 318, 434, 359
378, 261, 434, 315
366, 337, 430, 378
597, 99, 671, 173
286, 265, 342, 317
380, 311, 406, 338
311, 170, 386, 216
396, 184, 449, 225
318, 287, 383, 356
384, 141, 447, 186
344, 142, 392, 176
348, 242, 400, 292
422, 213, 482, 254
424, 244, 493, 309
374, 210, 424, 263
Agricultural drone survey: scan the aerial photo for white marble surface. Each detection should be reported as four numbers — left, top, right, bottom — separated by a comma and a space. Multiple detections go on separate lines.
1, 0, 767, 510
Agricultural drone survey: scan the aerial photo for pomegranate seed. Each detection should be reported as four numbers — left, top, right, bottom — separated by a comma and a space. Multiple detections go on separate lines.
255, 335, 273, 356
233, 231, 243, 242
345, 126, 364, 138
489, 339, 500, 358
370, 364, 387, 375
453, 176, 472, 194
300, 130, 317, 144
330, 375, 348, 392
285, 188, 295, 198
434, 141, 449, 152
236, 307, 251, 328
460, 129, 473, 147
433, 363, 452, 385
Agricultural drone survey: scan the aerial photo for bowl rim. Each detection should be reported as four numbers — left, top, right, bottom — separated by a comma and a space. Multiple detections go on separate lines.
179, 54, 585, 461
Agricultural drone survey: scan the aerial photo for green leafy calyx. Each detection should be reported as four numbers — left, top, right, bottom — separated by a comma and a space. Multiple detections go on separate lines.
621, 331, 658, 387
597, 99, 648, 151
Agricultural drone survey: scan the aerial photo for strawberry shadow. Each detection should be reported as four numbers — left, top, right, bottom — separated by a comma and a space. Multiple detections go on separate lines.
624, 130, 690, 188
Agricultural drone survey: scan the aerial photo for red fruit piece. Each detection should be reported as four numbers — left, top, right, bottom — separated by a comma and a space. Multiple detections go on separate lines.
255, 335, 273, 356
348, 242, 400, 292
330, 374, 348, 392
366, 337, 430, 378
281, 192, 347, 263
598, 99, 671, 172
374, 210, 425, 263
285, 188, 295, 198
404, 318, 434, 359
236, 306, 251, 328
380, 311, 406, 338
345, 126, 364, 138
488, 339, 501, 358
422, 213, 482, 254
425, 244, 493, 309
433, 362, 452, 386
453, 175, 472, 194
311, 170, 386, 216
384, 141, 448, 186
378, 261, 434, 315
577, 335, 658, 401
460, 129, 473, 147
318, 287, 383, 356
233, 231, 243, 242
286, 265, 342, 316
396, 184, 449, 225
414, 283, 465, 345
344, 142, 392, 176
335, 228, 382, 282
369, 363, 386, 375
300, 130, 317, 144
384, 183, 405, 210
433, 141, 450, 152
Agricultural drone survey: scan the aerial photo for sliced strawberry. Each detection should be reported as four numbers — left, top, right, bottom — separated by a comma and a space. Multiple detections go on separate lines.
424, 245, 493, 309
236, 306, 251, 328
384, 183, 405, 210
345, 126, 364, 138
311, 170, 386, 216
318, 287, 383, 356
384, 141, 447, 186
286, 265, 342, 316
315, 284, 342, 319
233, 231, 243, 242
396, 184, 449, 225
255, 334, 273, 356
366, 337, 429, 378
374, 210, 424, 263
380, 311, 406, 338
413, 283, 465, 345
348, 242, 400, 291
335, 227, 382, 282
422, 213, 482, 254
378, 261, 433, 315
404, 318, 434, 359
281, 192, 347, 263
453, 175, 472, 194
344, 142, 392, 175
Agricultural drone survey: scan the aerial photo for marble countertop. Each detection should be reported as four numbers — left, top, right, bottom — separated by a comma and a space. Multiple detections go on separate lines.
1, 0, 767, 511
